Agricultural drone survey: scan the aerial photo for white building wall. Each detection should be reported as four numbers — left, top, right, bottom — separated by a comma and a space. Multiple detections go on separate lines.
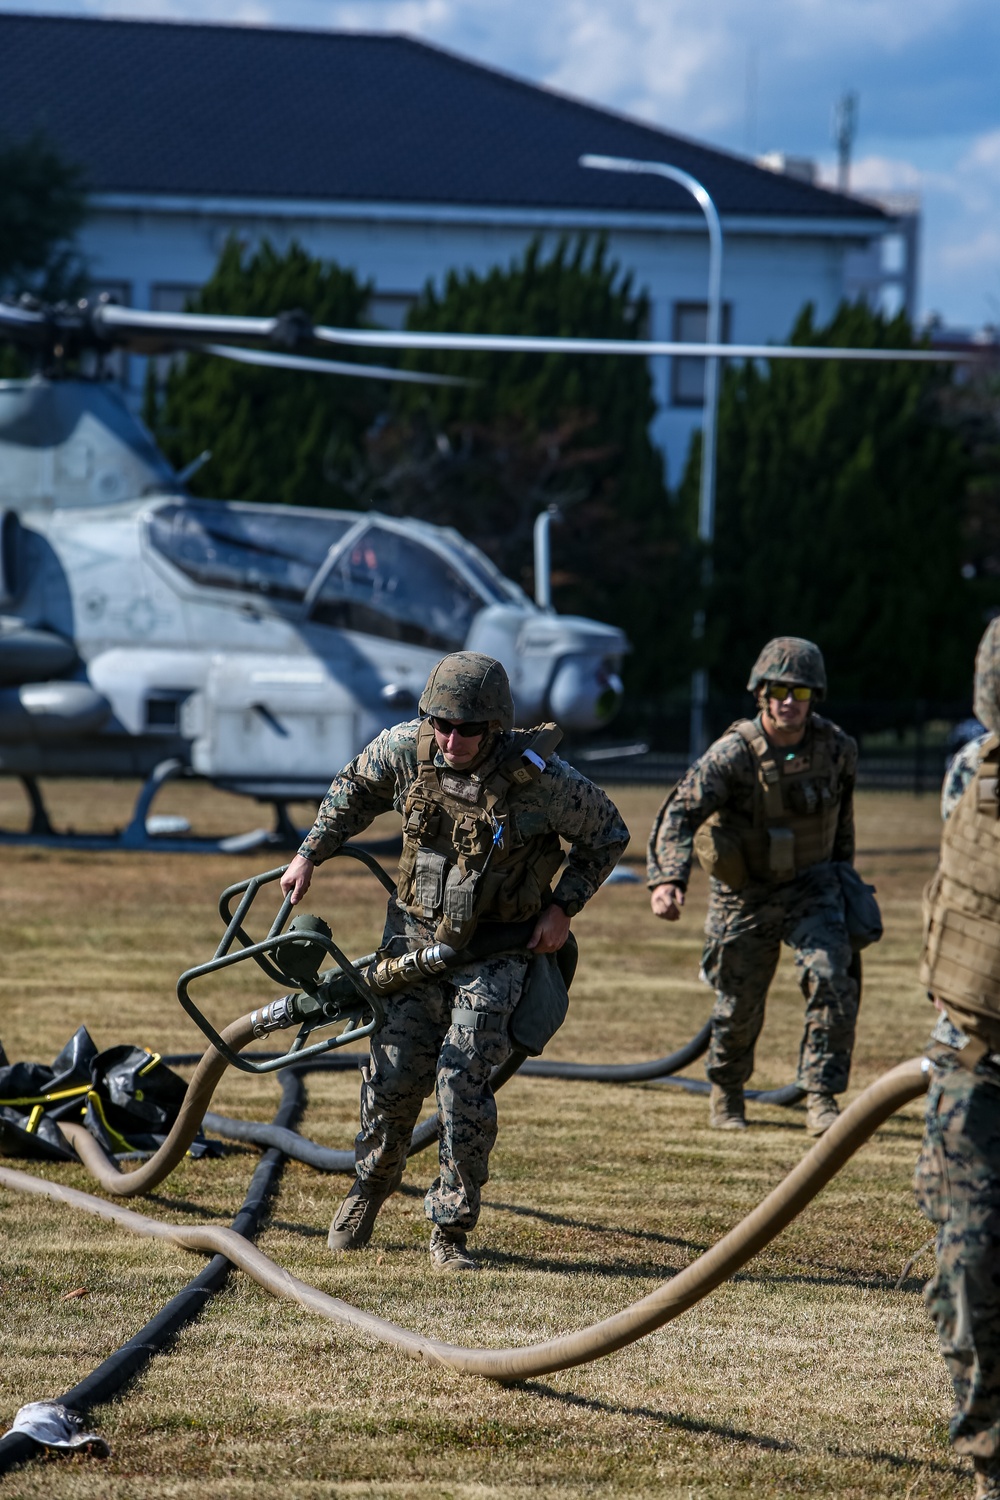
81, 200, 885, 489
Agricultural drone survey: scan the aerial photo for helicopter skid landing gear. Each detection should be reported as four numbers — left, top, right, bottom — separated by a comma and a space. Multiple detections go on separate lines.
19, 776, 55, 837
270, 800, 302, 849
121, 758, 187, 848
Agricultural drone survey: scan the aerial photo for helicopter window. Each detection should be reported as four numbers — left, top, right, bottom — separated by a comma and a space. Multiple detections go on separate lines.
310, 524, 486, 650
148, 502, 353, 601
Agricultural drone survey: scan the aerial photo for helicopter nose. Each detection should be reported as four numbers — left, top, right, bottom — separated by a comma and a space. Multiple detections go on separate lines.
548, 656, 624, 730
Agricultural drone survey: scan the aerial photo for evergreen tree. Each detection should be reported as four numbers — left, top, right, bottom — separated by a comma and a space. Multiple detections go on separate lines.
145, 239, 379, 507
0, 129, 87, 299
676, 302, 978, 703
0, 130, 88, 376
360, 237, 690, 698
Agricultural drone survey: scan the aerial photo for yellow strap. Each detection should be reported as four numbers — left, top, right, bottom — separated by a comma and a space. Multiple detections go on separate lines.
137, 1052, 161, 1077
0, 1083, 91, 1107
85, 1090, 135, 1154
25, 1104, 44, 1134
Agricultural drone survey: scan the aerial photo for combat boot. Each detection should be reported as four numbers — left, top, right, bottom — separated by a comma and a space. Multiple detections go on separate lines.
327, 1178, 389, 1252
709, 1085, 747, 1131
974, 1456, 1000, 1499
429, 1225, 477, 1273
805, 1092, 840, 1137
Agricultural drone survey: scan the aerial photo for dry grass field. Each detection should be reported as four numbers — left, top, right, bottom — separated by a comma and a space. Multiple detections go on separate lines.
0, 781, 966, 1498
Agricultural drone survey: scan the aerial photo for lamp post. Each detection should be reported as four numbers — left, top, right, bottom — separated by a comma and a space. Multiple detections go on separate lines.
580, 153, 724, 761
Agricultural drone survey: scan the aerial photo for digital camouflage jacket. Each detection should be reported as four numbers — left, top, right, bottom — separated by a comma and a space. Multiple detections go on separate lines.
299, 719, 629, 918
647, 712, 857, 890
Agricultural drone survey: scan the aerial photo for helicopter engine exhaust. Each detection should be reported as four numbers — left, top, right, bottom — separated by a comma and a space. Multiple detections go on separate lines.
465, 604, 627, 732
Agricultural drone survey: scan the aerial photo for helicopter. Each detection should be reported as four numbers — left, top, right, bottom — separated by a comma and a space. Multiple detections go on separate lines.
1, 292, 981, 853
0, 295, 629, 851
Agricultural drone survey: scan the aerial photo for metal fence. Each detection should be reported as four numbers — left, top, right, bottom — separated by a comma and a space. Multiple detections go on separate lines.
565, 698, 973, 795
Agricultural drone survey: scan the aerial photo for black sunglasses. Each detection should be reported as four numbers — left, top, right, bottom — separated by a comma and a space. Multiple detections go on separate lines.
429, 716, 489, 738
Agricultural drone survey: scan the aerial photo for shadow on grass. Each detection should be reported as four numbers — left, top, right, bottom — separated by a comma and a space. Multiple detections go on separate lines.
473, 1247, 684, 1280
519, 1382, 798, 1451
145, 1192, 235, 1221
827, 1443, 956, 1476
482, 1194, 707, 1254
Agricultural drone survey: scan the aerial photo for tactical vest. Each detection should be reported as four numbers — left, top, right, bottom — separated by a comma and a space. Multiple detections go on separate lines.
395, 721, 566, 947
921, 734, 1000, 1048
694, 716, 842, 888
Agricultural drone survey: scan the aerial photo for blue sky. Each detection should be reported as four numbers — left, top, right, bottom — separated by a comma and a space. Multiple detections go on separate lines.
6, 0, 999, 328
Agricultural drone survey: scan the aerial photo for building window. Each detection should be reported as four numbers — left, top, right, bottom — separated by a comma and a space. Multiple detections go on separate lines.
671, 302, 731, 407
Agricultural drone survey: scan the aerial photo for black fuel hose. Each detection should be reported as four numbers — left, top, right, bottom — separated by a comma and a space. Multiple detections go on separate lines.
0, 1067, 304, 1478
515, 1022, 713, 1081
197, 1022, 806, 1172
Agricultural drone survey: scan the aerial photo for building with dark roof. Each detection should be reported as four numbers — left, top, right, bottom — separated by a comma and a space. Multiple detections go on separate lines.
0, 11, 907, 480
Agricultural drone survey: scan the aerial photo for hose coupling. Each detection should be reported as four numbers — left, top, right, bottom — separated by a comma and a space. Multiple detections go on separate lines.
250, 995, 297, 1037
366, 943, 452, 995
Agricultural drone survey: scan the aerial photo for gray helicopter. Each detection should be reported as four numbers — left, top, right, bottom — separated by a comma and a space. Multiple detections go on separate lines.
0, 296, 628, 851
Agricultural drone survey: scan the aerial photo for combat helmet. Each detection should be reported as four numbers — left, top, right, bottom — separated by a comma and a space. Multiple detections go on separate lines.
419, 652, 515, 732
747, 637, 827, 699
974, 617, 1000, 734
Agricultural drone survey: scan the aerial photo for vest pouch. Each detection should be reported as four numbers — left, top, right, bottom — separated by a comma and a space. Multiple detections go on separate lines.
435, 863, 480, 947
922, 905, 1000, 1020
767, 827, 796, 882
693, 816, 749, 891
508, 932, 578, 1056
414, 848, 449, 917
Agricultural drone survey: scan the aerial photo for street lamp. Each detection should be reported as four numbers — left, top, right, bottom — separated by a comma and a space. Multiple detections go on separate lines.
580, 152, 724, 761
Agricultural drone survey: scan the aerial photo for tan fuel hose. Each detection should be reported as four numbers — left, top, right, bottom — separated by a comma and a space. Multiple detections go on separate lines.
57, 1017, 257, 1198
0, 1057, 929, 1383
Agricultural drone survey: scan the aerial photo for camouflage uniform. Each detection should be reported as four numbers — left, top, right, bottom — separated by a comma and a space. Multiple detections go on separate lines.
915, 1049, 1000, 1466
647, 711, 859, 1093
942, 733, 991, 822
300, 718, 628, 1231
915, 617, 1000, 1485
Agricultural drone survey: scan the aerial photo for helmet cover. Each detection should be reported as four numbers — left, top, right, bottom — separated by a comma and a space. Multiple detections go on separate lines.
419, 652, 515, 732
974, 617, 1000, 735
747, 636, 828, 698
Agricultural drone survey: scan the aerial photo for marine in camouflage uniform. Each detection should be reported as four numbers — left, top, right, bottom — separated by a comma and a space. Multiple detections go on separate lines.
916, 616, 1000, 1499
283, 651, 628, 1272
647, 637, 859, 1135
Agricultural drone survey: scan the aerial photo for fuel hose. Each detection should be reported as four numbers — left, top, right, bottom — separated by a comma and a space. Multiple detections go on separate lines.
0, 1065, 304, 1478
0, 1057, 928, 1387
197, 1024, 804, 1174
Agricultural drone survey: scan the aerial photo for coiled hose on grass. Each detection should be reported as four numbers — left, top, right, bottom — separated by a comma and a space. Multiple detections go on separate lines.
0, 1057, 928, 1386
53, 1011, 724, 1187
0, 1065, 304, 1477
196, 1022, 802, 1173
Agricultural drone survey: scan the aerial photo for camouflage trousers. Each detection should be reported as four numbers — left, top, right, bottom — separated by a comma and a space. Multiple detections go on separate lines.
700, 862, 858, 1093
915, 1050, 1000, 1459
354, 902, 526, 1232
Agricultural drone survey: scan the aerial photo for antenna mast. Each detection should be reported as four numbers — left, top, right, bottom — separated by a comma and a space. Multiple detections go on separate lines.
833, 91, 858, 193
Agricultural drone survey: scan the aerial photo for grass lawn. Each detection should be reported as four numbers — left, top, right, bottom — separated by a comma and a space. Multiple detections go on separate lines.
0, 782, 964, 1498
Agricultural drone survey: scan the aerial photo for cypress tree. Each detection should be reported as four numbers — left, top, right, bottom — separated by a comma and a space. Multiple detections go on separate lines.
365, 237, 691, 698
675, 302, 978, 703
145, 239, 378, 507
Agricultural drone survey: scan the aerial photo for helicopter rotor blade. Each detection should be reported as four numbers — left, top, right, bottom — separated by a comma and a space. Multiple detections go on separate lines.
312, 324, 984, 364
90, 303, 305, 354
204, 343, 472, 386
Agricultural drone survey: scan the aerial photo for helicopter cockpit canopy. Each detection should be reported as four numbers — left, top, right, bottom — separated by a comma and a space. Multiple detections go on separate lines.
146, 501, 530, 653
